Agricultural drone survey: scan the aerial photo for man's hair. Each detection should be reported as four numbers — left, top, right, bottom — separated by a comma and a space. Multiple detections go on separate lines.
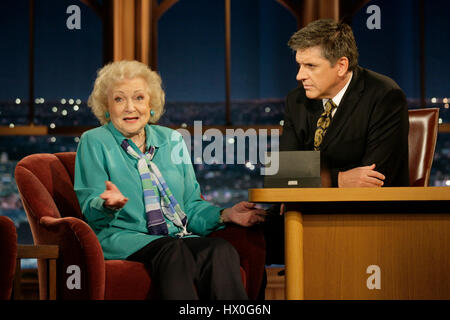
288, 19, 359, 71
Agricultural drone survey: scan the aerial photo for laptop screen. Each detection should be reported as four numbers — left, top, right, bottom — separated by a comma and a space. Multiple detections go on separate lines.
262, 151, 321, 188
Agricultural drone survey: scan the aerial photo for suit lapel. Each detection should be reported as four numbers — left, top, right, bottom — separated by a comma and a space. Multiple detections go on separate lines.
319, 66, 365, 151
304, 96, 323, 133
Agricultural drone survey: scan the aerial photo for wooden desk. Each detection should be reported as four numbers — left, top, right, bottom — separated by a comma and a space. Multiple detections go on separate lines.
249, 187, 450, 300
14, 245, 59, 300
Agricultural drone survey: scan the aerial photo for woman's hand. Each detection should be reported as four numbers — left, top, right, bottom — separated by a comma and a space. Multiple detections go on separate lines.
221, 201, 267, 227
100, 181, 128, 210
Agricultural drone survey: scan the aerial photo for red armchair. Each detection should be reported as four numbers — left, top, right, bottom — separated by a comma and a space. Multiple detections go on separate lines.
0, 216, 17, 300
14, 152, 265, 300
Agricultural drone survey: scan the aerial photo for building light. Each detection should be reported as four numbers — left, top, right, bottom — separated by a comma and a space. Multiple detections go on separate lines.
431, 97, 437, 103
438, 118, 443, 124
245, 161, 255, 170
15, 98, 21, 104
62, 109, 68, 116
73, 105, 79, 111
265, 107, 271, 113
52, 106, 58, 113
49, 123, 56, 129
9, 123, 14, 128
75, 99, 82, 104
69, 99, 74, 105
61, 99, 66, 104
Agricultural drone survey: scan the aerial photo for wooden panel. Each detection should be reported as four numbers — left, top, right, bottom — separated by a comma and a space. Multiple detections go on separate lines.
249, 188, 450, 300
14, 246, 59, 300
285, 211, 304, 299
17, 245, 59, 259
249, 187, 450, 203
113, 0, 135, 61
0, 125, 47, 135
48, 259, 57, 300
303, 213, 450, 299
319, 0, 339, 20
14, 259, 22, 300
440, 123, 450, 133
135, 0, 150, 65
265, 267, 285, 300
2, 124, 447, 137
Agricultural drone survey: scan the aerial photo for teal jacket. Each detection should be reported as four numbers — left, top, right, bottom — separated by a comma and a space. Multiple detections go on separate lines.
74, 122, 224, 260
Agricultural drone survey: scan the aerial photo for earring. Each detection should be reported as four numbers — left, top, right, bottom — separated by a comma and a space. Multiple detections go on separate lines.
150, 109, 155, 117
105, 111, 110, 119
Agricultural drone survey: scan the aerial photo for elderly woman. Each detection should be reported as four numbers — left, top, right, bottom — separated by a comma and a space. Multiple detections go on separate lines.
74, 60, 265, 300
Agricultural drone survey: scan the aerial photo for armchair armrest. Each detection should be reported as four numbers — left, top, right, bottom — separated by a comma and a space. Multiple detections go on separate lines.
38, 216, 105, 299
209, 224, 266, 300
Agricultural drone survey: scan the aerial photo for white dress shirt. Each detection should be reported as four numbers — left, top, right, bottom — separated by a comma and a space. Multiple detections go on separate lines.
322, 72, 353, 118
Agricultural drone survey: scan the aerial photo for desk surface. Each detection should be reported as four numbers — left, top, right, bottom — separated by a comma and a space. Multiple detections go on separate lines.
249, 186, 450, 203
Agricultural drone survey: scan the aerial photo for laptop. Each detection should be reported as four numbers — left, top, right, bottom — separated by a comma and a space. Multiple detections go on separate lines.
263, 151, 321, 188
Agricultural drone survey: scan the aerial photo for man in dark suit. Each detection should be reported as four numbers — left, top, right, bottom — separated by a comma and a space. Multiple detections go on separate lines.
282, 19, 409, 187
263, 19, 409, 268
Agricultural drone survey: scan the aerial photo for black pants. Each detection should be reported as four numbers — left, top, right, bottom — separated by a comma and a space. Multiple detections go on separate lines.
127, 236, 248, 300
263, 205, 285, 265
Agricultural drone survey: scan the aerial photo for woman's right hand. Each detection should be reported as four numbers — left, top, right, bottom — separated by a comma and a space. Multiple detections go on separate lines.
100, 181, 128, 210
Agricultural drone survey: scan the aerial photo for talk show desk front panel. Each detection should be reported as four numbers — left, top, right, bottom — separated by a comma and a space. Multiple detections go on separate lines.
249, 187, 450, 300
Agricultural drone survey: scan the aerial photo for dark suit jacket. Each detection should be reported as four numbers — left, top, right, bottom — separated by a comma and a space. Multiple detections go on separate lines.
280, 66, 410, 187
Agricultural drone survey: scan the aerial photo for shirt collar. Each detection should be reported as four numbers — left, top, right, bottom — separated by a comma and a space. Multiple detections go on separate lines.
322, 71, 353, 108
106, 121, 166, 150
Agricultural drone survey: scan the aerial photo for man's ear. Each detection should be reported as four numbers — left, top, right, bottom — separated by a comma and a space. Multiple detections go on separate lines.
336, 57, 349, 77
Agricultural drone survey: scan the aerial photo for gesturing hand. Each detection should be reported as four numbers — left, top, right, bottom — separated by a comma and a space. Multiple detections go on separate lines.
100, 181, 128, 210
338, 164, 385, 187
221, 201, 267, 227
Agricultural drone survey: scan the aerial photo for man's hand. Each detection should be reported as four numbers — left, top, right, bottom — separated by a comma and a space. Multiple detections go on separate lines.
100, 181, 128, 210
221, 201, 267, 227
338, 164, 385, 187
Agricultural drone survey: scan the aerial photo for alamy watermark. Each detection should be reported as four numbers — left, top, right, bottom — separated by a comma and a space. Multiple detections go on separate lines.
66, 5, 81, 30
366, 5, 381, 30
366, 264, 381, 290
171, 121, 280, 176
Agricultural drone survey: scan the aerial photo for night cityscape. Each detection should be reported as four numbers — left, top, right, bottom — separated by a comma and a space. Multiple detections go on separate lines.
1, 99, 449, 256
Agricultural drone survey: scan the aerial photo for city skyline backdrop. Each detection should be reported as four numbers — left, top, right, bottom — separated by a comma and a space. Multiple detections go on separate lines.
0, 0, 449, 105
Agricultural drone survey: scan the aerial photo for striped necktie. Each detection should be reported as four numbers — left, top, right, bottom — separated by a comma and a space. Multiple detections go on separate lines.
314, 99, 337, 151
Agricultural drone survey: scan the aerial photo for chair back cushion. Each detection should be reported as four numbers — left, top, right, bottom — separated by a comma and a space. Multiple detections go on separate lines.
54, 152, 77, 184
0, 216, 17, 300
408, 108, 439, 186
14, 152, 83, 225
